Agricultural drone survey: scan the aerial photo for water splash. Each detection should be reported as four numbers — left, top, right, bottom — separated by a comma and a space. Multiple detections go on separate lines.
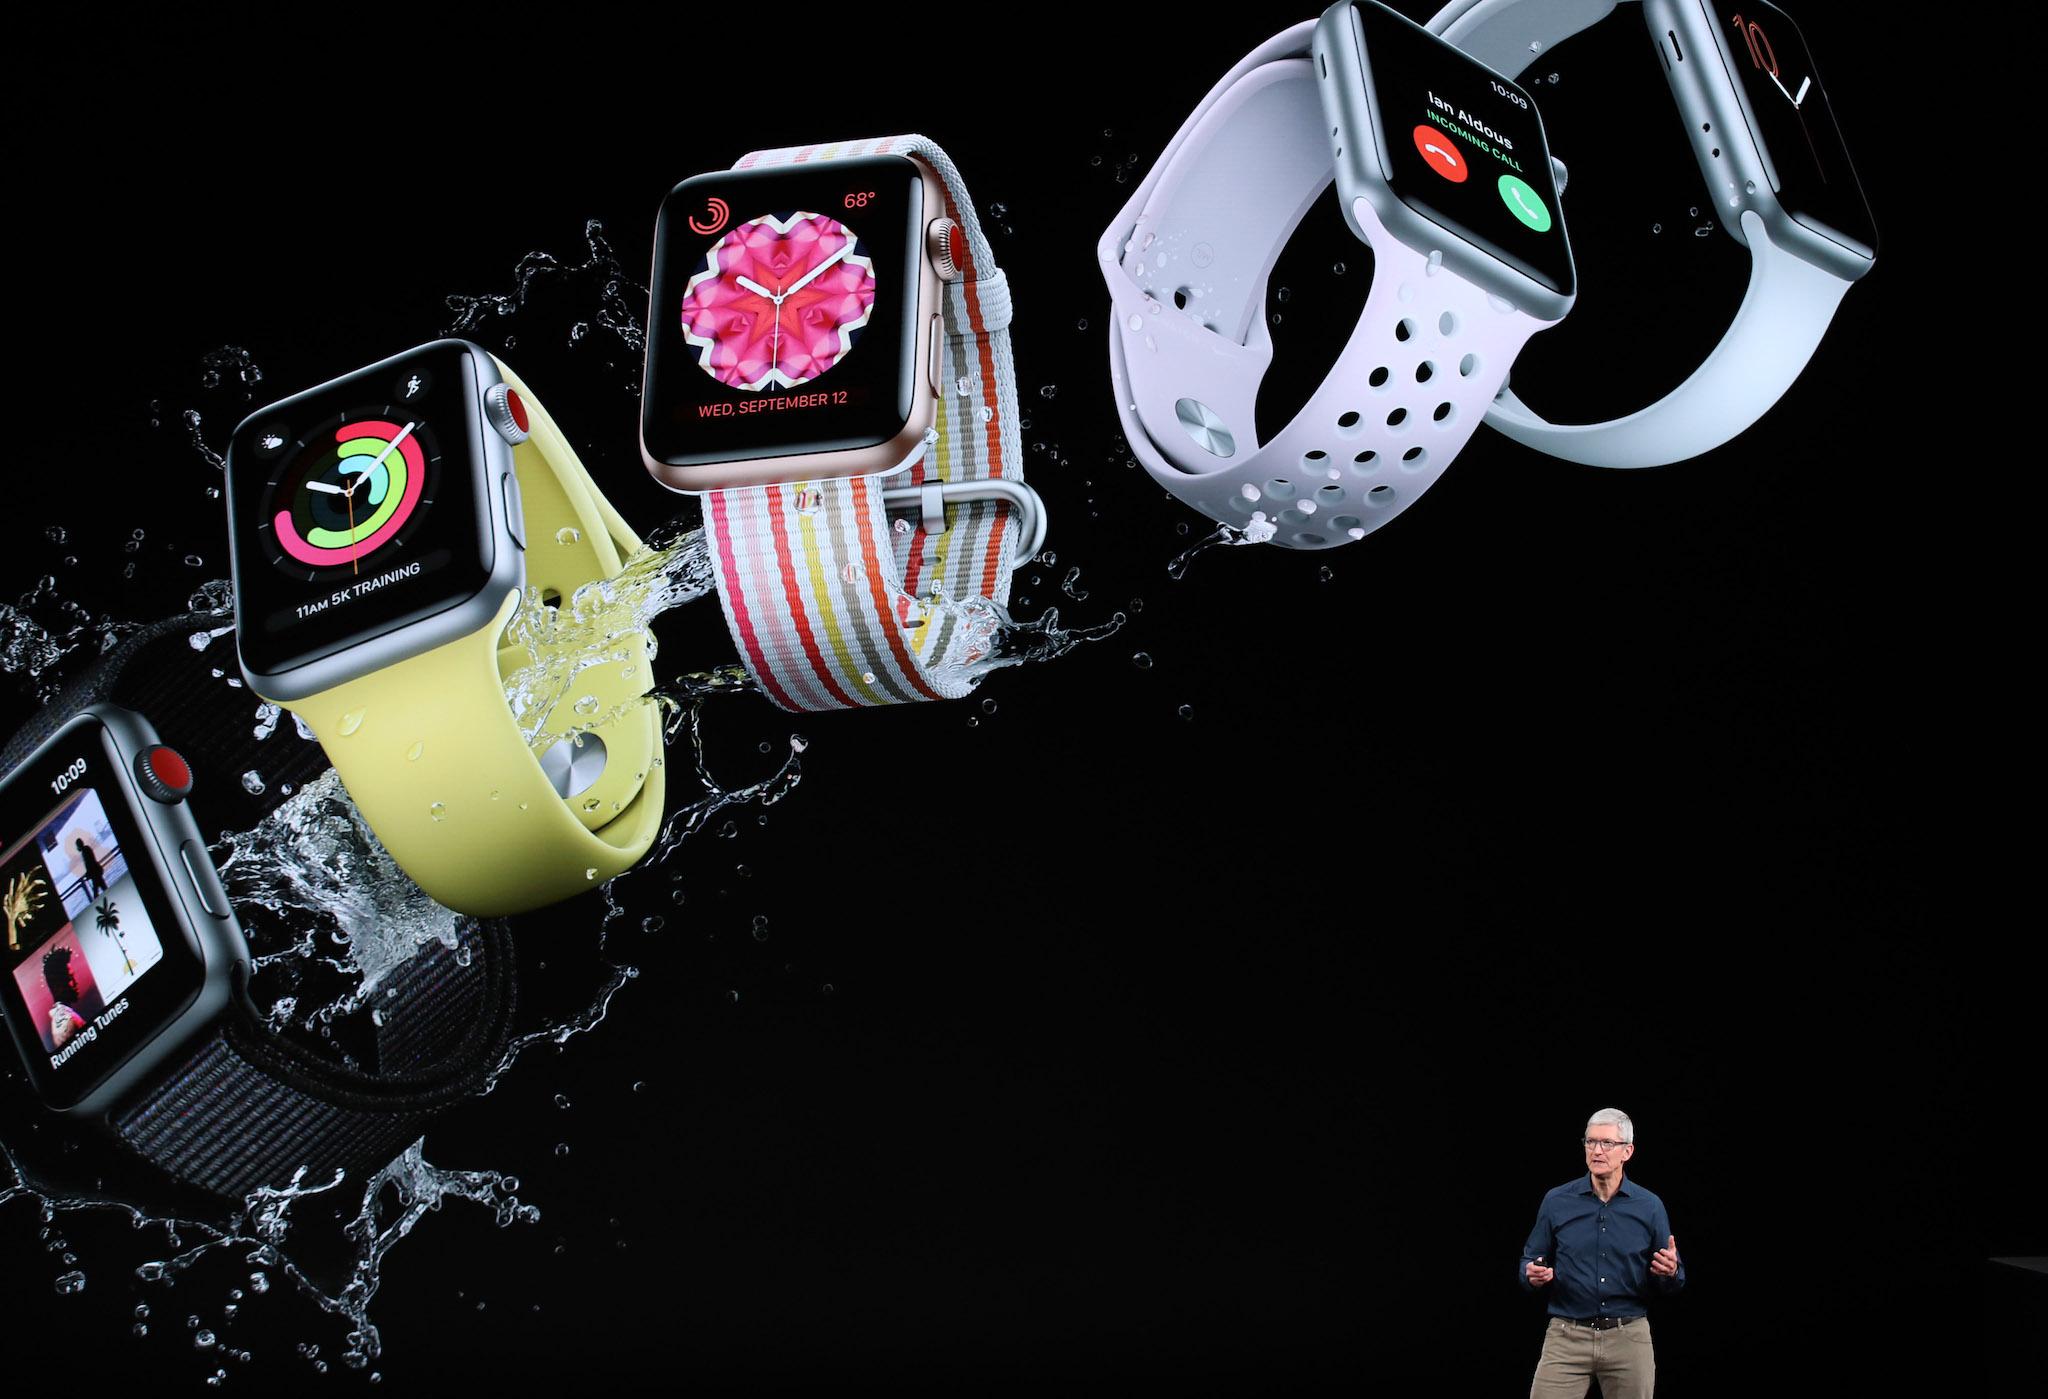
1, 1133, 534, 1374
442, 219, 648, 362
0, 576, 139, 701
499, 519, 716, 755
1166, 521, 1272, 580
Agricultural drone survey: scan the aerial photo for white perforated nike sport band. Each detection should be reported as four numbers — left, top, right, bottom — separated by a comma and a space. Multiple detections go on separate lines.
1428, 0, 1865, 468
1100, 22, 1562, 549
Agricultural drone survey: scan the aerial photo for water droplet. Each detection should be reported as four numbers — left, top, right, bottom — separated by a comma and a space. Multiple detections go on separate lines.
1689, 206, 1699, 217
584, 867, 598, 880
1038, 385, 1058, 400
184, 554, 204, 568
1332, 261, 1348, 276
554, 1142, 571, 1157
641, 916, 665, 933
406, 741, 424, 761
1177, 704, 1194, 721
792, 488, 824, 516
976, 405, 995, 423
195, 1330, 217, 1349
429, 802, 446, 822
573, 694, 600, 715
338, 709, 366, 737
751, 915, 770, 942
554, 1093, 571, 1110
860, 671, 876, 685
240, 771, 265, 795
1652, 223, 1662, 235
1744, 180, 1757, 194
581, 797, 601, 812
1239, 483, 1260, 502
489, 789, 501, 801
1132, 652, 1154, 670
554, 526, 582, 545
892, 517, 912, 535
1076, 318, 1089, 331
45, 525, 67, 544
54, 1270, 86, 1295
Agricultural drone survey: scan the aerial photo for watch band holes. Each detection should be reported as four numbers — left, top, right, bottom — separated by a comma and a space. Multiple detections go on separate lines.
1432, 402, 1456, 425
1173, 287, 1191, 310
1337, 411, 1361, 430
1296, 532, 1327, 546
1317, 484, 1346, 504
1400, 447, 1429, 471
1438, 311, 1459, 337
1386, 407, 1408, 429
1331, 514, 1363, 533
1266, 478, 1297, 500
1459, 353, 1481, 378
1351, 450, 1379, 473
1367, 485, 1397, 507
1395, 319, 1416, 343
1304, 449, 1328, 461
1416, 361, 1436, 384
1369, 366, 1391, 390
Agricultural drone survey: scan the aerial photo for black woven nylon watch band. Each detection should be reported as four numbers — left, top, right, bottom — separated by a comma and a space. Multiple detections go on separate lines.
110, 921, 516, 1197
4, 611, 519, 1198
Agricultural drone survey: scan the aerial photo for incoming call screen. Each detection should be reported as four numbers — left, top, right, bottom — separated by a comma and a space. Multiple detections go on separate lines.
1355, 0, 1575, 295
228, 342, 497, 679
0, 719, 200, 1109
642, 156, 926, 469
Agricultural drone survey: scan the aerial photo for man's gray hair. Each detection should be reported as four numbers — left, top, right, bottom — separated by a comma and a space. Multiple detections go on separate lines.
1587, 1108, 1634, 1144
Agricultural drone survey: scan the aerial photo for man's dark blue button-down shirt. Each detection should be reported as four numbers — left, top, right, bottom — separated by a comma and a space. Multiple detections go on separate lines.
1518, 1174, 1685, 1319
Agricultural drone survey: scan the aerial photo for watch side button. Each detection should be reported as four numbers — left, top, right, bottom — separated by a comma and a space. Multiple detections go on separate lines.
927, 314, 943, 395
179, 840, 231, 919
502, 473, 526, 549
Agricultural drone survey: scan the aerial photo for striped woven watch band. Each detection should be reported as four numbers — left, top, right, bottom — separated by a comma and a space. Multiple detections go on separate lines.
705, 135, 1027, 711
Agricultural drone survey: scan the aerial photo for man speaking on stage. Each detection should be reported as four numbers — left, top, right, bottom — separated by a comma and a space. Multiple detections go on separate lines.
1517, 1108, 1685, 1398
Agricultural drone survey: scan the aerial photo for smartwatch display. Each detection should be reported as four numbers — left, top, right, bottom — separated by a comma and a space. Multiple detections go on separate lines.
0, 681, 514, 1198
1099, 2, 1577, 549
226, 341, 665, 916
1426, 0, 1875, 467
641, 136, 1046, 712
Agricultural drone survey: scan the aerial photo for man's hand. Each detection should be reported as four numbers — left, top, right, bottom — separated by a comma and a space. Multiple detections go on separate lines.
1525, 1255, 1554, 1287
1650, 1235, 1680, 1278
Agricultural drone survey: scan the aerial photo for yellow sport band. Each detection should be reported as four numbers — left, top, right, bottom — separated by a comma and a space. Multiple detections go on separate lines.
245, 354, 664, 917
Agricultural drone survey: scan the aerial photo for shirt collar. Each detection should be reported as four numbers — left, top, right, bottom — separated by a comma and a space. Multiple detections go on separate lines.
1579, 1171, 1633, 1198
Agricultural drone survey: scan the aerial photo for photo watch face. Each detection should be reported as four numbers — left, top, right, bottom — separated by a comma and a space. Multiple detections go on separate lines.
0, 719, 202, 1110
229, 342, 497, 681
1354, 0, 1575, 296
1712, 2, 1875, 254
642, 156, 925, 472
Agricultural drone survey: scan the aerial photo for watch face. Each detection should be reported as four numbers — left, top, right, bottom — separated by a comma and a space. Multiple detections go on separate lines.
1354, 0, 1575, 296
228, 342, 498, 682
1712, 2, 1875, 254
682, 210, 879, 391
0, 719, 203, 1111
642, 156, 925, 472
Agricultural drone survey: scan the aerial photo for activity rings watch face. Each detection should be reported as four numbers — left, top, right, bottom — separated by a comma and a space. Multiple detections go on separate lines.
641, 156, 939, 489
227, 341, 510, 700
0, 710, 233, 1115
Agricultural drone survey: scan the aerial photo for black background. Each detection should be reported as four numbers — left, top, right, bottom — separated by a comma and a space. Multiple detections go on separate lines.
6, 3, 2037, 1392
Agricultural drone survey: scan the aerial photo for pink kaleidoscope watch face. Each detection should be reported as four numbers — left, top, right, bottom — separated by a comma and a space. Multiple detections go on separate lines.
680, 211, 878, 391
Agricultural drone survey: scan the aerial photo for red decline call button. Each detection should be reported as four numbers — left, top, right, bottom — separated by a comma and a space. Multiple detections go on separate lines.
1414, 126, 1469, 183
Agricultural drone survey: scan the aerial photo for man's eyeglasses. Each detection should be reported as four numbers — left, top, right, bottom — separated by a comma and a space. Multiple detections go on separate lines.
1581, 1138, 1629, 1153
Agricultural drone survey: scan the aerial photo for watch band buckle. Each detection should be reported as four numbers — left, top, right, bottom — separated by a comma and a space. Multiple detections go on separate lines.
880, 479, 1046, 573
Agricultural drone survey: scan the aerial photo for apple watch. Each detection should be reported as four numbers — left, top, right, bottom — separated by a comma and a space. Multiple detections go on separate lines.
0, 620, 516, 1198
225, 340, 665, 917
1099, 2, 1576, 550
1427, 0, 1875, 467
640, 136, 1046, 710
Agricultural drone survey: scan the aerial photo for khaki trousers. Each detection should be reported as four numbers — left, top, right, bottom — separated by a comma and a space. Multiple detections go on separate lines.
1529, 1315, 1655, 1399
